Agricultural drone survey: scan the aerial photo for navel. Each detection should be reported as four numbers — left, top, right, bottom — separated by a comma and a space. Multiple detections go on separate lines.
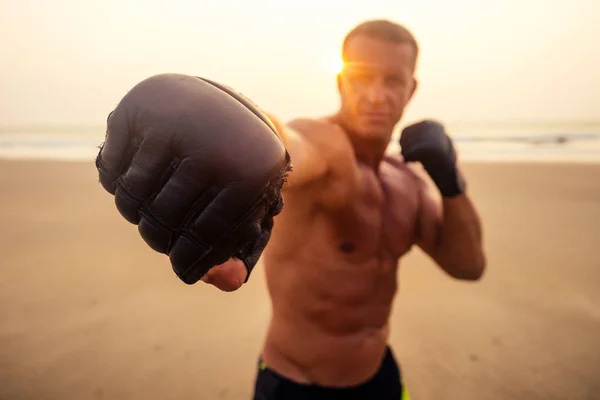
339, 241, 356, 253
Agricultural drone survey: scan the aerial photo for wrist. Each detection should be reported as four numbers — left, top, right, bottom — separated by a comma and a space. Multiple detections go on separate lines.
429, 164, 466, 198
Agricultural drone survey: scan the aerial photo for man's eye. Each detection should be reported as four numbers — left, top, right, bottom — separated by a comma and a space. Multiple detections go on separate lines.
385, 76, 405, 87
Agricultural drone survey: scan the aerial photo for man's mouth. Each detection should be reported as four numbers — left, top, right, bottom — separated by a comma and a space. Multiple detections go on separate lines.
363, 112, 389, 123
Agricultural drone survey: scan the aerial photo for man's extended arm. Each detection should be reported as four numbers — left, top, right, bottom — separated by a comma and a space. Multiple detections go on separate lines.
202, 115, 356, 291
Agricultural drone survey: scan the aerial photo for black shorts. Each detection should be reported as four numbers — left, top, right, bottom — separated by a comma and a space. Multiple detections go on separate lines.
252, 346, 411, 400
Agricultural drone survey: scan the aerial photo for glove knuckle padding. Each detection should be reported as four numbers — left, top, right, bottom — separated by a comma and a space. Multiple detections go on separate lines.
96, 73, 290, 284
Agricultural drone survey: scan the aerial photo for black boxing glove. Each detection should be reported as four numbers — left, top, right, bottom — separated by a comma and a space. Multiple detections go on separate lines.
95, 73, 291, 285
400, 119, 466, 197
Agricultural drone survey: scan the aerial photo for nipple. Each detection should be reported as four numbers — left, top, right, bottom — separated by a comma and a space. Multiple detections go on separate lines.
339, 241, 356, 253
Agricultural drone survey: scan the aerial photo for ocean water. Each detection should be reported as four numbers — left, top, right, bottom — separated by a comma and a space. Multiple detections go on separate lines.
0, 123, 599, 163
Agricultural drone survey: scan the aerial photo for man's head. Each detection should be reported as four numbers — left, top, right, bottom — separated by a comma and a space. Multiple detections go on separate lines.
337, 19, 419, 143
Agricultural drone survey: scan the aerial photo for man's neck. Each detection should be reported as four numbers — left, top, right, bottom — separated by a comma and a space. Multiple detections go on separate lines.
348, 135, 388, 171
329, 113, 390, 172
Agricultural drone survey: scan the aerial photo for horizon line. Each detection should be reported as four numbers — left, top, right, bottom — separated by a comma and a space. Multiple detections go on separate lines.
1, 119, 600, 131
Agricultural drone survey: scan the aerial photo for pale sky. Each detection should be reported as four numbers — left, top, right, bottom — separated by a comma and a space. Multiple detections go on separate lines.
1, 0, 598, 127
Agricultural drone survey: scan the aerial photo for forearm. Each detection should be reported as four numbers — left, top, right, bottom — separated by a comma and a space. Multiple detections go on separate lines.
262, 116, 333, 190
434, 193, 486, 280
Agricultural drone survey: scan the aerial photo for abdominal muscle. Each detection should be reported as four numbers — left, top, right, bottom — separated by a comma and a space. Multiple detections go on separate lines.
258, 155, 417, 387
260, 245, 400, 387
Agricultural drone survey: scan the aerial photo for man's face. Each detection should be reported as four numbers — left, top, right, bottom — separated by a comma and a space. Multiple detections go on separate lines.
338, 35, 417, 141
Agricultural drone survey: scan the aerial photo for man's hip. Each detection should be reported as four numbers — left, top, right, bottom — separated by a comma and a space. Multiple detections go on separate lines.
252, 345, 411, 399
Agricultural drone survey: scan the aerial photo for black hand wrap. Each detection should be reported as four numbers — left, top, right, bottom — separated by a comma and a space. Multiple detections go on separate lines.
95, 73, 291, 284
400, 119, 465, 197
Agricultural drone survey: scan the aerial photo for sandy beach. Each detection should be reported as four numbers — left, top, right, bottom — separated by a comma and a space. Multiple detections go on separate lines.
0, 159, 599, 400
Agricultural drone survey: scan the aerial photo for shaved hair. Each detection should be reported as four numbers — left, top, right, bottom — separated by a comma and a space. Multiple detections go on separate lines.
342, 19, 419, 66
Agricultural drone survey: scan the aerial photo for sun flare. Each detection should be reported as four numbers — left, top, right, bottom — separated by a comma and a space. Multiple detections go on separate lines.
329, 56, 344, 74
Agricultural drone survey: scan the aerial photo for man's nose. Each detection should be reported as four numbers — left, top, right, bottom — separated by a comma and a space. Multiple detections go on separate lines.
365, 83, 387, 104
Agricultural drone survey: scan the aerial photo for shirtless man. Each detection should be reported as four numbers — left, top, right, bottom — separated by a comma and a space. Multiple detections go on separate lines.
96, 19, 485, 400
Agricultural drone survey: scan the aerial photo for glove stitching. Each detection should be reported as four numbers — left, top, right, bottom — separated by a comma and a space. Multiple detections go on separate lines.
195, 77, 281, 143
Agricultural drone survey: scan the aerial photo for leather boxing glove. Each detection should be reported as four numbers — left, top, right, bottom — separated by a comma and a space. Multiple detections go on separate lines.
400, 119, 465, 197
95, 73, 291, 285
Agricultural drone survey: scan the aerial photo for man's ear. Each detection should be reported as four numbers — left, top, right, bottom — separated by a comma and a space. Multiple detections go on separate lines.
408, 77, 418, 102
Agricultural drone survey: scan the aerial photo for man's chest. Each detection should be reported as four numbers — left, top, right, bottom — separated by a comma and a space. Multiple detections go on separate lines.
328, 159, 421, 259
